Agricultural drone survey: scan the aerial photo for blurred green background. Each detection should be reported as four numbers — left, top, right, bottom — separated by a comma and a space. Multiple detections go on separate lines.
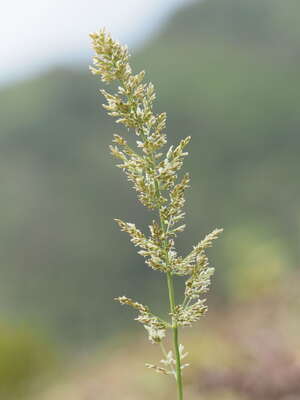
0, 0, 300, 398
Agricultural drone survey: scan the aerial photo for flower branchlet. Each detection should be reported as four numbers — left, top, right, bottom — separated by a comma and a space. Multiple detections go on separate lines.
146, 344, 189, 377
90, 29, 223, 397
116, 296, 168, 343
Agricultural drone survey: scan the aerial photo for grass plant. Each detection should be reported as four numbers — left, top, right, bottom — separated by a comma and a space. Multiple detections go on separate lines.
90, 30, 222, 399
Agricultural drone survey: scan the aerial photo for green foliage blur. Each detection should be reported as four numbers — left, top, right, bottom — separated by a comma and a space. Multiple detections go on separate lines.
0, 323, 56, 399
0, 0, 299, 346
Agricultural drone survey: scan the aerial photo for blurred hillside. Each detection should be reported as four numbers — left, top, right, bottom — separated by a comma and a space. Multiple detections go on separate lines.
0, 0, 299, 344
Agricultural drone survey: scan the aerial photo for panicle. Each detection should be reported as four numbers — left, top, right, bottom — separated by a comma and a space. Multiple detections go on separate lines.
90, 30, 187, 211
90, 30, 223, 377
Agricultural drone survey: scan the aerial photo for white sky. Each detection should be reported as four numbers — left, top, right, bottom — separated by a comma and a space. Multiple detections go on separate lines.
0, 0, 192, 86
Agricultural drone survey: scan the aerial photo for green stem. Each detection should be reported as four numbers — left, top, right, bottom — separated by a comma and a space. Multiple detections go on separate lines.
167, 272, 184, 400
156, 183, 184, 399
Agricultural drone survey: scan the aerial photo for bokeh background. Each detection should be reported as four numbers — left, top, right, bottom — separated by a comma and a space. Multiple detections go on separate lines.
1, 0, 300, 399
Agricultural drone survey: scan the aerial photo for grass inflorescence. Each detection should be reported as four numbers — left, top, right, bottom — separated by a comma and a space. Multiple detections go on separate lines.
90, 29, 223, 400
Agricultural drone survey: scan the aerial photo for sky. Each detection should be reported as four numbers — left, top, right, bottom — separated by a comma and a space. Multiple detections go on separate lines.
0, 0, 193, 86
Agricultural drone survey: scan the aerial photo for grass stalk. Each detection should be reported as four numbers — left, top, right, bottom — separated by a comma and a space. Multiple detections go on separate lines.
167, 272, 184, 399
